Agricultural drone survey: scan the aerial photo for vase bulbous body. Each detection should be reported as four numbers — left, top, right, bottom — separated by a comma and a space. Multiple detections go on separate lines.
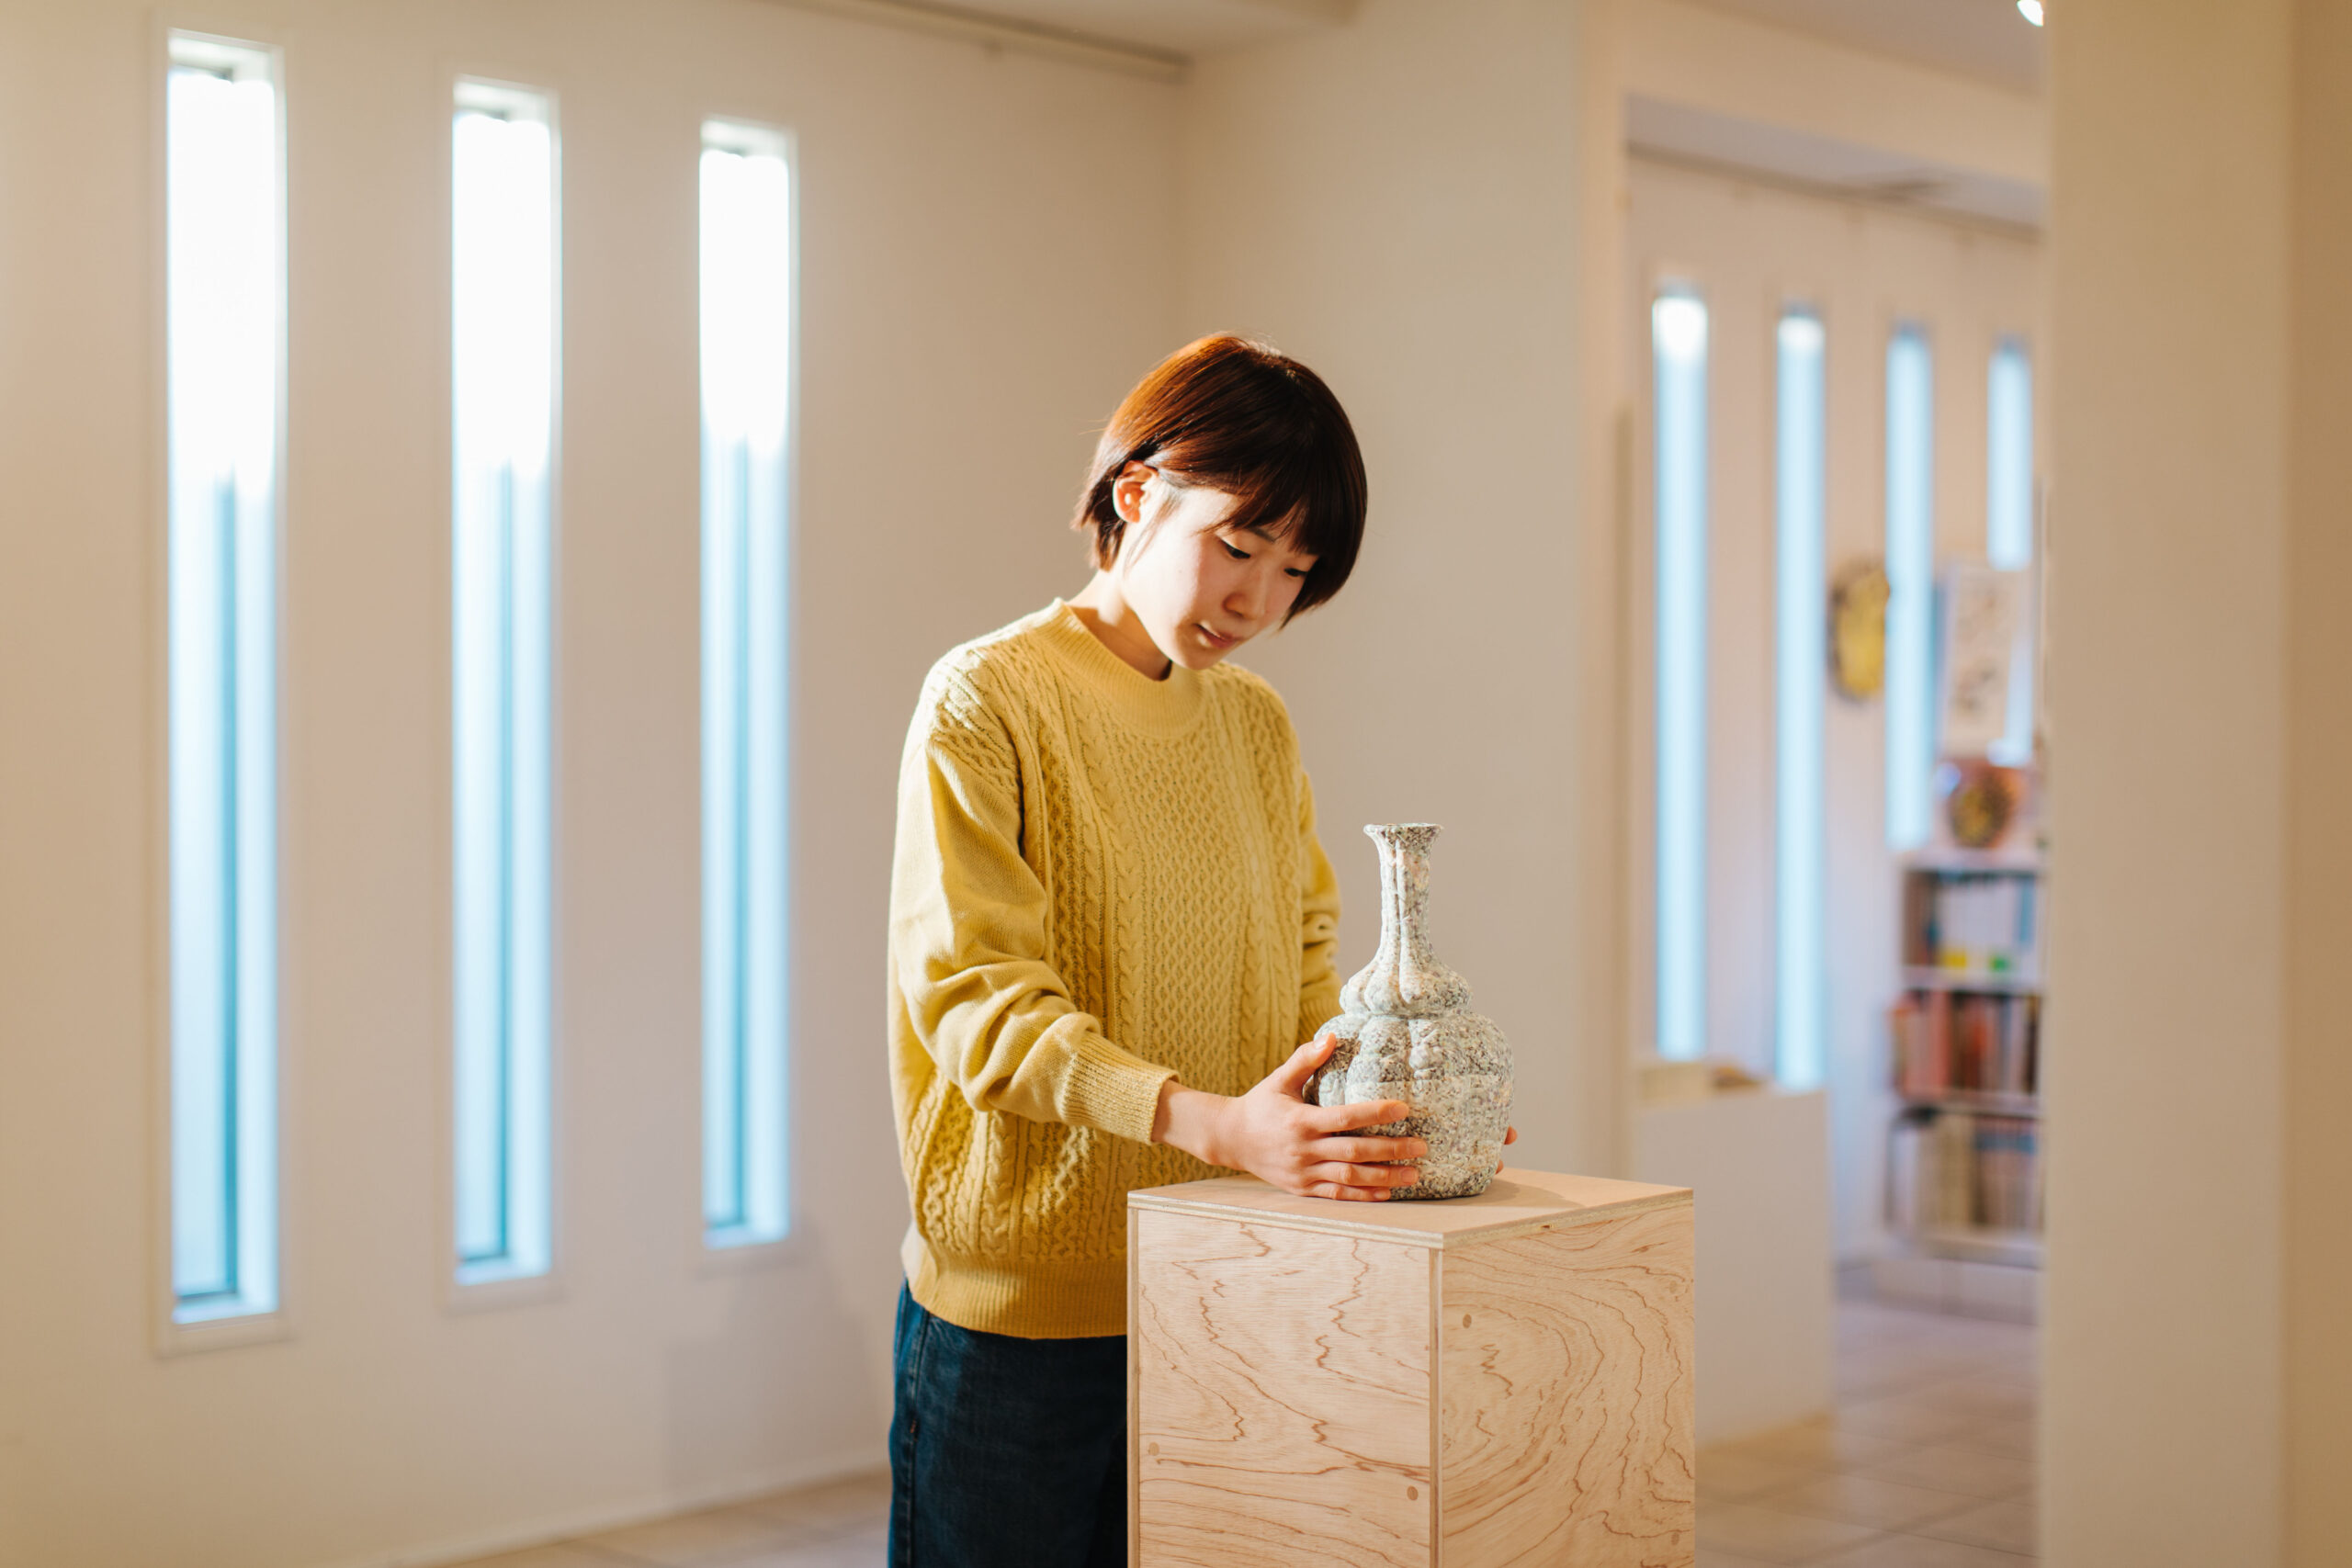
1312, 823, 1513, 1200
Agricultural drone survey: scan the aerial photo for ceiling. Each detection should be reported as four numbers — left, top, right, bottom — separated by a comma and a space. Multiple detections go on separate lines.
861, 0, 1355, 57
1627, 95, 2043, 229
862, 0, 2043, 86
1685, 0, 2045, 94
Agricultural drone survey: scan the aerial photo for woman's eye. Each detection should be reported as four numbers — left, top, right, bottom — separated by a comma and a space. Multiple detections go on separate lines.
1284, 567, 1308, 579
1222, 541, 1251, 561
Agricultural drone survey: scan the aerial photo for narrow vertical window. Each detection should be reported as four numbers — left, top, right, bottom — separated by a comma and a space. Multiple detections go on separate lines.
451, 82, 556, 1283
1774, 309, 1826, 1089
1653, 288, 1708, 1061
700, 122, 793, 1246
1986, 338, 2035, 765
1884, 323, 1936, 850
166, 33, 282, 1325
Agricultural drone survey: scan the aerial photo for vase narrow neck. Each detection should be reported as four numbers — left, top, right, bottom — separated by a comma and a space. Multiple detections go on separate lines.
1377, 835, 1436, 968
1342, 824, 1469, 1018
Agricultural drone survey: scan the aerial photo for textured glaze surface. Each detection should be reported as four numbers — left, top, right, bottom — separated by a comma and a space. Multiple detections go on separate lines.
1313, 825, 1513, 1199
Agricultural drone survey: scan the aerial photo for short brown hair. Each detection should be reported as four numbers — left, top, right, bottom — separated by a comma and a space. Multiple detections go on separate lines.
1073, 335, 1366, 621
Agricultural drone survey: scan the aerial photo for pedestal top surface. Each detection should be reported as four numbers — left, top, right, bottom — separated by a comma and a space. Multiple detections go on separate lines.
1128, 1167, 1690, 1249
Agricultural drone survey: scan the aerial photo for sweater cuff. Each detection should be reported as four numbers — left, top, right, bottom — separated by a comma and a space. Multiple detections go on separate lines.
1063, 1031, 1178, 1145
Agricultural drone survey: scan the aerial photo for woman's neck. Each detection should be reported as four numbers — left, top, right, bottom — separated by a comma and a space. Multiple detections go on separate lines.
1068, 576, 1172, 680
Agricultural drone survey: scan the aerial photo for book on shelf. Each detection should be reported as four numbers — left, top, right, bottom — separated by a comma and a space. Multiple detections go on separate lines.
1902, 866, 2041, 981
1888, 1106, 2044, 1235
1890, 990, 2040, 1100
1888, 1115, 1920, 1232
1935, 1111, 1975, 1228
1977, 1117, 2041, 1231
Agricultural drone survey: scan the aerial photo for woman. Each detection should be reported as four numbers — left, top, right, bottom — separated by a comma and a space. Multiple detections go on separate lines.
887, 335, 1425, 1567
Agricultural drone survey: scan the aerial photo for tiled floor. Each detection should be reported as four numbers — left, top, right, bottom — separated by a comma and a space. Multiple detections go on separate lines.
447, 1299, 2034, 1568
1698, 1299, 2040, 1566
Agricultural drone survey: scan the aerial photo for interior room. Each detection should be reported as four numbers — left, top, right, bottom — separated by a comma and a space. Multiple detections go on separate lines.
2, 1, 2345, 1565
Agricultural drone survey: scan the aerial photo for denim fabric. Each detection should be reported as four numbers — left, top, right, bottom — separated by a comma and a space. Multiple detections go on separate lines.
889, 1284, 1126, 1568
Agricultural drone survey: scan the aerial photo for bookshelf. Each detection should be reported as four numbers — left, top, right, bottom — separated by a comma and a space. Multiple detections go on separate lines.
1885, 852, 2046, 1269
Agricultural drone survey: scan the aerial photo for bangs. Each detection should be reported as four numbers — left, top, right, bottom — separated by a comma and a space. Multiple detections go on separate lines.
1178, 446, 1357, 600
1075, 335, 1367, 622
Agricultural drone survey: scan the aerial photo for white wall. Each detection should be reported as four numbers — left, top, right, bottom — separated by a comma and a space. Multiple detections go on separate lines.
2041, 0, 2352, 1562
1623, 158, 2044, 1259
0, 3, 1176, 1564
1174, 0, 1623, 1179
1634, 1088, 1834, 1445
2287, 7, 2352, 1558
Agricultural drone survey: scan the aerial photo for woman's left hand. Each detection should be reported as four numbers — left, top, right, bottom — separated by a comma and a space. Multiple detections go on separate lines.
1498, 1125, 1518, 1176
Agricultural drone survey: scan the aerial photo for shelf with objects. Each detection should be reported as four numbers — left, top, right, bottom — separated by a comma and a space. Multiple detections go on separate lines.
1888, 825, 2045, 1269
1883, 562, 2048, 1295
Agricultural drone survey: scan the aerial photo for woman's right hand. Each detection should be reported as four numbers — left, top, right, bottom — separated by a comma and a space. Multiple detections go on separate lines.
1151, 1034, 1427, 1201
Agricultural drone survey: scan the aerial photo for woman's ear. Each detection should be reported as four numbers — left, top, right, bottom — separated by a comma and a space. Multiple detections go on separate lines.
1111, 460, 1157, 526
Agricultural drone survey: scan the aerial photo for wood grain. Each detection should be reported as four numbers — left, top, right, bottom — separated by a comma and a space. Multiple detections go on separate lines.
1133, 1209, 1433, 1567
1438, 1204, 1696, 1567
1129, 1174, 1695, 1567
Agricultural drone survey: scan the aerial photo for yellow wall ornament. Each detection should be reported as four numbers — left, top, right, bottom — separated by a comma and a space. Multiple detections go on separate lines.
1830, 558, 1891, 701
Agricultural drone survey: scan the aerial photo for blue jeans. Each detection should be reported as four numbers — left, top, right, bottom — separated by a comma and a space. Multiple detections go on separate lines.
889, 1284, 1126, 1568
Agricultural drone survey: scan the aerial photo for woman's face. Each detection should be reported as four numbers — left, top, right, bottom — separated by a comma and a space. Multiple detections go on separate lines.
1109, 462, 1317, 671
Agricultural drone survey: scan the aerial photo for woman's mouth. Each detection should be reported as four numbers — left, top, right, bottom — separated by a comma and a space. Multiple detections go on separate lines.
1196, 624, 1243, 651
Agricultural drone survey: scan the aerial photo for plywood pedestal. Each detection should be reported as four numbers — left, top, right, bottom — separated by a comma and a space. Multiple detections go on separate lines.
1128, 1168, 1695, 1568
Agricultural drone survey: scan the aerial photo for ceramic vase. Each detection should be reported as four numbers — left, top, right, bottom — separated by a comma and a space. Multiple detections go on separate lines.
1312, 823, 1513, 1200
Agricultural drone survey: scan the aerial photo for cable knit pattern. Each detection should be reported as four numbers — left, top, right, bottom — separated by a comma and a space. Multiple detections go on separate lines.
888, 601, 1342, 1338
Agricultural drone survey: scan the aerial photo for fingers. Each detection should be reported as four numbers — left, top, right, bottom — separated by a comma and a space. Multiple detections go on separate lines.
1266, 1033, 1337, 1098
1306, 1135, 1429, 1166
1304, 1098, 1413, 1134
1304, 1180, 1395, 1201
1304, 1160, 1420, 1190
1503, 1126, 1518, 1145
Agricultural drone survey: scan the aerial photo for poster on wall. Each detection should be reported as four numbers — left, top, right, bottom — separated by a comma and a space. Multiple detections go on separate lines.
1938, 565, 2024, 756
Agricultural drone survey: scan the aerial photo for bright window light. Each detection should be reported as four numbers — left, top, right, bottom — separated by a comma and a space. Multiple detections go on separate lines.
1987, 338, 2036, 766
1653, 288, 1709, 1062
1885, 324, 1936, 850
1987, 340, 2033, 572
700, 121, 794, 1246
1775, 309, 1826, 1089
451, 80, 556, 1284
2018, 1, 2045, 27
166, 33, 282, 1325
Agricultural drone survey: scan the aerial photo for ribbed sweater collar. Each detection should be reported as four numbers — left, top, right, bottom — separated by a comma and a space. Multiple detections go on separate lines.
1033, 600, 1205, 736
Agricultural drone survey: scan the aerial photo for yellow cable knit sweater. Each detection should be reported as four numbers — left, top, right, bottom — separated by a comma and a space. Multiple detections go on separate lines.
888, 601, 1342, 1339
